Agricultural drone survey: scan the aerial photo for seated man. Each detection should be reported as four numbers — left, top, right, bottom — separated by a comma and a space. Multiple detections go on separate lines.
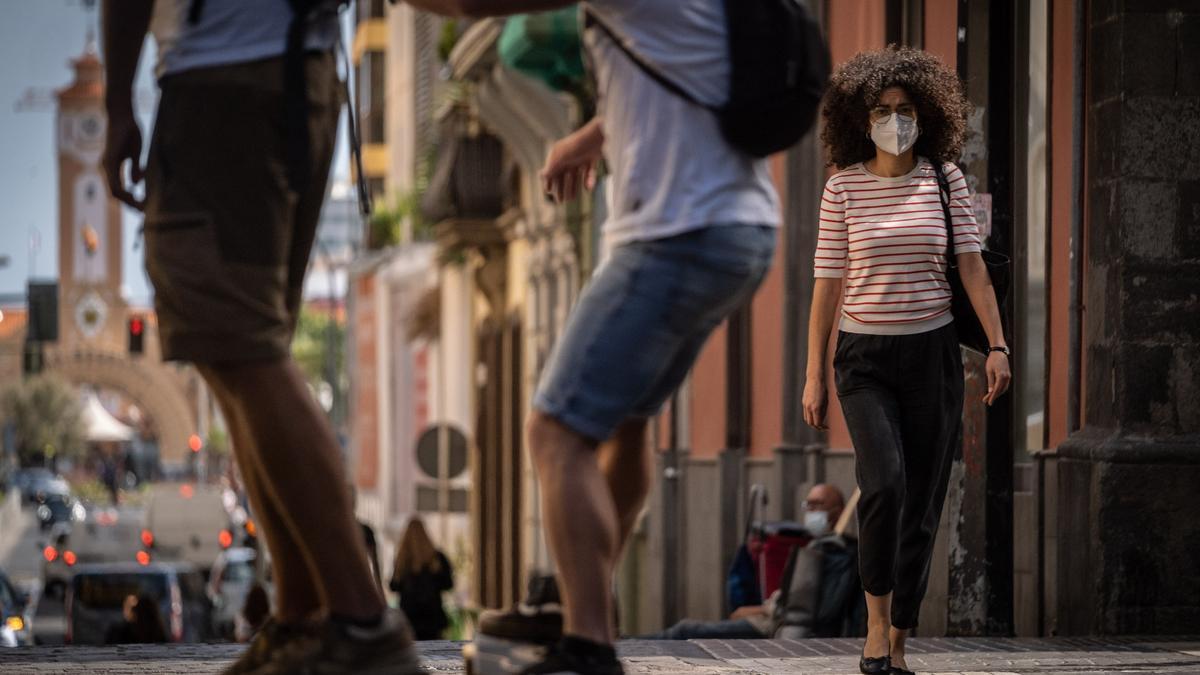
646, 484, 862, 640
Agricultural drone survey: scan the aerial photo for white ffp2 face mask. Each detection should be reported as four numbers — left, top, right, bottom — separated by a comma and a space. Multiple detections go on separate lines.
870, 113, 919, 156
804, 509, 830, 537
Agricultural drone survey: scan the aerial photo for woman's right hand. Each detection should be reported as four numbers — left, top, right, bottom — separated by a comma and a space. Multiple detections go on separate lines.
802, 376, 828, 431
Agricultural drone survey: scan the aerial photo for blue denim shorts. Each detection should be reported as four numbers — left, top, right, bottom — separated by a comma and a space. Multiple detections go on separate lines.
533, 224, 777, 442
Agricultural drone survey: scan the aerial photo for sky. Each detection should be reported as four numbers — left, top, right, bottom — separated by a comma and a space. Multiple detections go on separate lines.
0, 1, 353, 305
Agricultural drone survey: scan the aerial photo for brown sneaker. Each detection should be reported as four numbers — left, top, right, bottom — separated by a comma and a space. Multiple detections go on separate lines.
255, 609, 424, 675
219, 618, 320, 675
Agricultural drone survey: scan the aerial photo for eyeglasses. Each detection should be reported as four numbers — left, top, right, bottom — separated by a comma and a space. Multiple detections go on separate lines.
869, 104, 917, 123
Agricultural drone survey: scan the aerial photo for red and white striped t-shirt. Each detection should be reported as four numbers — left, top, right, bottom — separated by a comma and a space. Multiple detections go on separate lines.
814, 158, 982, 335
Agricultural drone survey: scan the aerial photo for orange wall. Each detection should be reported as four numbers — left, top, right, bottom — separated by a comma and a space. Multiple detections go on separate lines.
828, 0, 887, 65
1046, 0, 1075, 448
746, 156, 790, 459
924, 0, 959, 70
353, 274, 379, 488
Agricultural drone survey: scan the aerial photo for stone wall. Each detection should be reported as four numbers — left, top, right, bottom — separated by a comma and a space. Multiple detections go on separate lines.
1056, 0, 1200, 635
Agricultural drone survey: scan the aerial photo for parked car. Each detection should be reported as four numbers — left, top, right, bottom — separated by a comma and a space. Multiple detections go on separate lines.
10, 469, 70, 505
35, 493, 85, 531
206, 547, 257, 639
65, 562, 211, 645
0, 569, 32, 647
41, 510, 141, 599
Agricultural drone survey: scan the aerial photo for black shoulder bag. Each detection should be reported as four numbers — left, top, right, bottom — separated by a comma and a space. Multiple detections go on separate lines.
931, 162, 1011, 355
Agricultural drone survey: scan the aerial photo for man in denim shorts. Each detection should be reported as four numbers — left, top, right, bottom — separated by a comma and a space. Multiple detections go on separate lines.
101, 2, 421, 673
406, 0, 778, 672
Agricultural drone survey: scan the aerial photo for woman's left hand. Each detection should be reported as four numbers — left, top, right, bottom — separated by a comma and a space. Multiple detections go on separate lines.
983, 351, 1011, 406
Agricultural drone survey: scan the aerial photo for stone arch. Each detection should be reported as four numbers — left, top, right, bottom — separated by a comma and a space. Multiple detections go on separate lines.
44, 348, 197, 466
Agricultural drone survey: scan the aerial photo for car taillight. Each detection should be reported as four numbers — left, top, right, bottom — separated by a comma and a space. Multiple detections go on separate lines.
141, 529, 155, 547
136, 551, 151, 566
219, 529, 233, 548
64, 551, 77, 566
43, 546, 58, 562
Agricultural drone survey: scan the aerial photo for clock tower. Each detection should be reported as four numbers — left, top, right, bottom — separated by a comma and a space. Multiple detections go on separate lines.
56, 41, 126, 347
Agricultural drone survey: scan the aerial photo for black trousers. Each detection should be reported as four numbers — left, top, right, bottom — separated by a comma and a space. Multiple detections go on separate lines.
834, 323, 963, 630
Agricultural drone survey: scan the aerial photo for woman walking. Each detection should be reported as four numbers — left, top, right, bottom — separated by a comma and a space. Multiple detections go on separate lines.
389, 517, 455, 640
802, 47, 1011, 675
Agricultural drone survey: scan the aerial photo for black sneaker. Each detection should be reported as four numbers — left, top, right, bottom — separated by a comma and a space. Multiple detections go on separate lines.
479, 574, 563, 643
219, 618, 319, 675
520, 637, 623, 675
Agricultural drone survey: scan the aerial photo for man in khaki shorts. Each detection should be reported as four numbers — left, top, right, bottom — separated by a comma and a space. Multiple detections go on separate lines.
101, 1, 422, 672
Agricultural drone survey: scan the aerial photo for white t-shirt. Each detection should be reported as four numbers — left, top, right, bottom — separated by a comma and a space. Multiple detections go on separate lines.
150, 0, 341, 80
583, 0, 780, 247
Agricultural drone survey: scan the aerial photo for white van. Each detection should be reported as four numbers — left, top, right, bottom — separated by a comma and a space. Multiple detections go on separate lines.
141, 483, 234, 575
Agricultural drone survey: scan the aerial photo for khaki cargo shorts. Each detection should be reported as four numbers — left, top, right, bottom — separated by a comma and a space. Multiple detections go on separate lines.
143, 52, 340, 364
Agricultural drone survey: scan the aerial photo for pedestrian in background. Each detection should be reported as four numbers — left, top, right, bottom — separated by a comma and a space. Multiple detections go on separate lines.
389, 517, 454, 640
100, 1, 421, 672
401, 0, 780, 671
105, 593, 168, 644
802, 47, 1010, 675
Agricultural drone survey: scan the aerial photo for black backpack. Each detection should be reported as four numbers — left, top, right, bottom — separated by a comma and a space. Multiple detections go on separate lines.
585, 0, 830, 158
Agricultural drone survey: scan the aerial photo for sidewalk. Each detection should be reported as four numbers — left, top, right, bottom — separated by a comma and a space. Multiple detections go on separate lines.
1, 637, 1198, 674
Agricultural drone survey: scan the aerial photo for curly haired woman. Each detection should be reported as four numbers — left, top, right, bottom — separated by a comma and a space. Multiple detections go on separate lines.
801, 47, 1011, 675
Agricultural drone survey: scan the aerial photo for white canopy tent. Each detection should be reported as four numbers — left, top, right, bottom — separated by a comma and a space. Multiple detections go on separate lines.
80, 391, 134, 443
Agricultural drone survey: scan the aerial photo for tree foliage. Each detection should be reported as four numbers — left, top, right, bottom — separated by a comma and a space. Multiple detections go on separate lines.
1, 375, 85, 467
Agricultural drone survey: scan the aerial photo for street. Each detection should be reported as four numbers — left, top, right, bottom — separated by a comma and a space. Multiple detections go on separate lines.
0, 502, 147, 645
1, 637, 1199, 674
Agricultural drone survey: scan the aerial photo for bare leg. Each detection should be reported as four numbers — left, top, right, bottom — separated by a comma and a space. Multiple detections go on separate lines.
202, 358, 384, 621
864, 591, 892, 659
598, 418, 652, 552
201, 368, 323, 623
527, 411, 618, 645
890, 626, 910, 670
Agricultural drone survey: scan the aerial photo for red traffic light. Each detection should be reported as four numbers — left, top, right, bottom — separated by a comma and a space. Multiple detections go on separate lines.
188, 434, 202, 453
128, 315, 145, 354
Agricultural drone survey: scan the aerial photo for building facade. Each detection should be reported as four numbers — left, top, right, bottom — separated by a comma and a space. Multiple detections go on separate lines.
350, 0, 1200, 636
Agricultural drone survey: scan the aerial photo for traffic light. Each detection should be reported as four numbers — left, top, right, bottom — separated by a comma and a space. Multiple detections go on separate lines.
26, 281, 58, 342
128, 315, 145, 354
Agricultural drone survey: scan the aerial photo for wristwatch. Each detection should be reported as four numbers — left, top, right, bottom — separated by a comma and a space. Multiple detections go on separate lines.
988, 346, 1011, 357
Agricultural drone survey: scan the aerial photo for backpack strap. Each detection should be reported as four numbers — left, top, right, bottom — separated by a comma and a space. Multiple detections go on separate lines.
188, 0, 206, 25
282, 0, 313, 196
931, 160, 956, 263
582, 7, 712, 111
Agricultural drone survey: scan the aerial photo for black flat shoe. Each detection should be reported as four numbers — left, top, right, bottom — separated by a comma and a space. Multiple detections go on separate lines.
859, 654, 891, 674
890, 666, 916, 675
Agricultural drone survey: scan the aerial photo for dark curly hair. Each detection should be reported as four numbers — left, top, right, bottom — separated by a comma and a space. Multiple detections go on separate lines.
820, 46, 971, 169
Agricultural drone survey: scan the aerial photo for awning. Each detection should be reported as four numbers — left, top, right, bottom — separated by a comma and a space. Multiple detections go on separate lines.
81, 391, 134, 443
498, 7, 585, 93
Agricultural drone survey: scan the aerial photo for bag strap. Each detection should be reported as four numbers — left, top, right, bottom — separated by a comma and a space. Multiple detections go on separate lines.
582, 7, 713, 111
931, 160, 956, 264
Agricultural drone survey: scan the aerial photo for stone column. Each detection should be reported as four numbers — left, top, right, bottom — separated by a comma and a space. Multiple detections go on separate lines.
1055, 1, 1200, 635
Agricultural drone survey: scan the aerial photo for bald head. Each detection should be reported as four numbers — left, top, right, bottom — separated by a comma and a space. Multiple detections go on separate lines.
805, 483, 846, 528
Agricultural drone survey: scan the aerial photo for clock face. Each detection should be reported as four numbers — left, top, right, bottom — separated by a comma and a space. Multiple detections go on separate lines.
78, 113, 103, 142
74, 291, 108, 340
59, 110, 105, 164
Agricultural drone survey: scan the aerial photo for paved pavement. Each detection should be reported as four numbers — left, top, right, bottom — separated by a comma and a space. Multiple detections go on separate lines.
1, 637, 1198, 674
